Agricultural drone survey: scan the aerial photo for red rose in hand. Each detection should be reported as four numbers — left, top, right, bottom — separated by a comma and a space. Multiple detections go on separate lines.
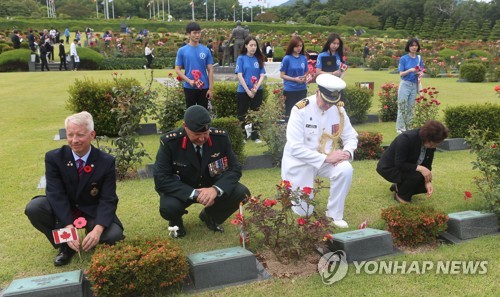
251, 76, 257, 84
191, 69, 202, 80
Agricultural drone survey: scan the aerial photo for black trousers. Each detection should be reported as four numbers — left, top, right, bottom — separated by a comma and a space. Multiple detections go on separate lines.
184, 88, 209, 109
237, 90, 263, 140
159, 183, 250, 225
284, 89, 307, 120
40, 56, 49, 71
396, 171, 427, 201
146, 54, 153, 69
59, 56, 67, 70
25, 196, 124, 249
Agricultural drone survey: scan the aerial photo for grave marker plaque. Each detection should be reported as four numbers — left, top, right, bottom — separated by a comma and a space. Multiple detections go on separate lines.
447, 210, 498, 240
187, 247, 258, 289
328, 228, 393, 262
2, 270, 85, 297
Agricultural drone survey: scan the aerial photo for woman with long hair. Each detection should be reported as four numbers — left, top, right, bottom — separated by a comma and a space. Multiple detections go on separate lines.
235, 36, 266, 143
280, 36, 309, 119
395, 38, 425, 134
315, 33, 346, 79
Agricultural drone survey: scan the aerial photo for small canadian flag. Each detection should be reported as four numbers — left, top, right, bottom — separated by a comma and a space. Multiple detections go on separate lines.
52, 227, 78, 244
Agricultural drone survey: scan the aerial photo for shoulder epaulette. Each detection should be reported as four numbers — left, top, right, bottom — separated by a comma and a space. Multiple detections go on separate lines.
209, 127, 227, 136
295, 99, 309, 109
160, 129, 184, 145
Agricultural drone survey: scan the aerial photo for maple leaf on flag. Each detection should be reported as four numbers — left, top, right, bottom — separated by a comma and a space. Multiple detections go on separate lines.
60, 231, 71, 240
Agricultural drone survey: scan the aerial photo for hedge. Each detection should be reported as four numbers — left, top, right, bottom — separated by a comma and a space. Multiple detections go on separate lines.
0, 49, 31, 72
443, 103, 500, 140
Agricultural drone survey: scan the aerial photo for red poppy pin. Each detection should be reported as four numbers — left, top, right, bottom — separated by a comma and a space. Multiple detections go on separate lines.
83, 165, 93, 173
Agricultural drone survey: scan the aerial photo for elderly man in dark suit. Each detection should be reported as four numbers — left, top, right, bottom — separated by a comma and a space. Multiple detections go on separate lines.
376, 120, 448, 203
154, 105, 250, 238
25, 111, 124, 266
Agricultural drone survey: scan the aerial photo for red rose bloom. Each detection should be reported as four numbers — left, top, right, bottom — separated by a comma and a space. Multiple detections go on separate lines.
464, 191, 473, 200
302, 187, 312, 195
297, 218, 307, 226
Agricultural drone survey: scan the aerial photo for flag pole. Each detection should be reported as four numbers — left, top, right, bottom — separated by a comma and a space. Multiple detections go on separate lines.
213, 0, 216, 21
205, 1, 208, 21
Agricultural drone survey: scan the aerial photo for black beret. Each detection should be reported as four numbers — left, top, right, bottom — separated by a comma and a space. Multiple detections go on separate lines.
184, 105, 211, 132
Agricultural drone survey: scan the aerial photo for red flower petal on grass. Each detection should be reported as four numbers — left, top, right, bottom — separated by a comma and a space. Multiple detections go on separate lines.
74, 217, 87, 229
464, 191, 473, 200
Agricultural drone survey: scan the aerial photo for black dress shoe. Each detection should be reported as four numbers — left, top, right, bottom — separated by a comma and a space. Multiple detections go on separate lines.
199, 210, 224, 233
389, 183, 398, 193
169, 220, 186, 238
54, 245, 76, 266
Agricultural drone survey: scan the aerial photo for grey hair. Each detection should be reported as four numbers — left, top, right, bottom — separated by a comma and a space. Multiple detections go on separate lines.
64, 111, 94, 132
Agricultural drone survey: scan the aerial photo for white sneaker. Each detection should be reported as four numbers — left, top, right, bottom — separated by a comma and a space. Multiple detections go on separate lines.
333, 219, 349, 228
254, 139, 262, 144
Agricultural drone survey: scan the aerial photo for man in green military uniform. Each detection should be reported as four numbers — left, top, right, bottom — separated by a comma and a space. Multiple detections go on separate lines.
154, 105, 250, 237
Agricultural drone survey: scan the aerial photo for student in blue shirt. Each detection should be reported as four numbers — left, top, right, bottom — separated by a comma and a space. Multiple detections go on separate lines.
396, 38, 425, 134
280, 36, 309, 119
315, 33, 346, 79
175, 22, 214, 109
235, 36, 266, 143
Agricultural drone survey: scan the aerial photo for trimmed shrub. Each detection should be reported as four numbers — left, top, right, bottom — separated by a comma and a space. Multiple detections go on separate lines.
100, 57, 174, 70
464, 50, 491, 59
368, 55, 394, 70
343, 85, 372, 124
438, 48, 460, 61
86, 239, 188, 297
444, 103, 500, 140
0, 49, 31, 72
212, 81, 238, 118
459, 63, 486, 82
67, 77, 142, 136
378, 82, 399, 122
381, 204, 448, 247
155, 76, 186, 133
355, 131, 384, 160
212, 117, 246, 165
77, 47, 104, 70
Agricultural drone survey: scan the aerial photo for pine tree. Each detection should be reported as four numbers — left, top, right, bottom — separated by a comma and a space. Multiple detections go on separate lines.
440, 19, 453, 39
384, 17, 394, 30
479, 21, 491, 41
432, 19, 443, 39
463, 19, 480, 40
454, 21, 467, 40
419, 17, 434, 39
395, 17, 406, 30
413, 17, 423, 36
489, 20, 500, 41
405, 17, 414, 33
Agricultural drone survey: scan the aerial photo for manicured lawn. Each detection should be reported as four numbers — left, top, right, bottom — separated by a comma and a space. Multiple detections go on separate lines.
0, 68, 498, 295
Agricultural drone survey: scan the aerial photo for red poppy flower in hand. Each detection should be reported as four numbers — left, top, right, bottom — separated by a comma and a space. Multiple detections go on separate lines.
73, 217, 87, 229
191, 69, 202, 80
251, 76, 257, 84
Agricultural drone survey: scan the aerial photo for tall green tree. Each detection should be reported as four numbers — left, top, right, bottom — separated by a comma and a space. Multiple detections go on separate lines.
337, 10, 380, 29
489, 20, 500, 41
404, 17, 414, 32
395, 16, 406, 30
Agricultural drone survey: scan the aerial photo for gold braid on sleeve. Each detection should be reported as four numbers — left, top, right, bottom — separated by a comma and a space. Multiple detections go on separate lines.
318, 106, 345, 155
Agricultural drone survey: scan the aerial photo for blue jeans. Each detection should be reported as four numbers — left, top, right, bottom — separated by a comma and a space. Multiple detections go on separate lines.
396, 80, 418, 131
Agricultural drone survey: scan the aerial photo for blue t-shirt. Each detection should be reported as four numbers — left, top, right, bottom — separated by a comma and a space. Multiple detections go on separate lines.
175, 44, 214, 89
398, 54, 424, 83
235, 54, 266, 93
280, 54, 308, 92
315, 51, 342, 71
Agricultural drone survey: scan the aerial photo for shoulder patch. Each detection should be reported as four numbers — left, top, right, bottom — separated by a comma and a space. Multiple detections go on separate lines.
295, 99, 309, 109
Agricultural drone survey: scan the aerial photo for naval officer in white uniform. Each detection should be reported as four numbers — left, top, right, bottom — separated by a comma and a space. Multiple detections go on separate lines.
281, 74, 358, 228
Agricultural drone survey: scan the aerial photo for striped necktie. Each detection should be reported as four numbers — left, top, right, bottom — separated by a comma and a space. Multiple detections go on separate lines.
77, 159, 84, 176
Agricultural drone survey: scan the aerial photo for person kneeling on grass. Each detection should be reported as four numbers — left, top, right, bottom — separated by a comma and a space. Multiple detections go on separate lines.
25, 111, 124, 266
376, 120, 448, 203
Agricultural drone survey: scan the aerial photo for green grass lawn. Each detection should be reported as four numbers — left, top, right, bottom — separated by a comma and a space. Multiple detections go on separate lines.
0, 68, 498, 295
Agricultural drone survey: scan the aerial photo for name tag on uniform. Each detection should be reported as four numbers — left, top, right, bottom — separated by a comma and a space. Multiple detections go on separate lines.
306, 124, 317, 128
